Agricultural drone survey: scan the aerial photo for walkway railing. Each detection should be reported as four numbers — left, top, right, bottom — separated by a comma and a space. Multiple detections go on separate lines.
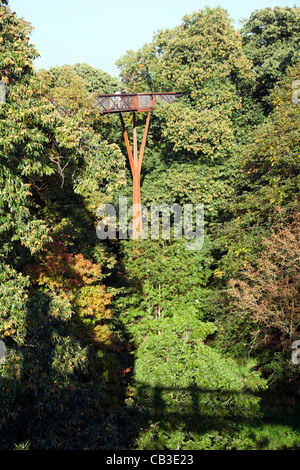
94, 92, 182, 114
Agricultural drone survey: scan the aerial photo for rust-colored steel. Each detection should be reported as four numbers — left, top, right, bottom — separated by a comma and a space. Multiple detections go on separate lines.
119, 113, 134, 173
95, 92, 182, 239
120, 111, 144, 239
94, 92, 182, 114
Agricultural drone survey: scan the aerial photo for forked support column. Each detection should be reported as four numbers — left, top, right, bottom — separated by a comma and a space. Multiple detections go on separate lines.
119, 111, 151, 239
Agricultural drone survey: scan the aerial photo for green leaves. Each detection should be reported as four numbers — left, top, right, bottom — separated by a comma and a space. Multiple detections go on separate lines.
0, 4, 134, 450
0, 6, 38, 84
118, 7, 253, 161
117, 237, 213, 328
133, 308, 266, 450
73, 137, 126, 211
209, 61, 300, 391
241, 6, 300, 110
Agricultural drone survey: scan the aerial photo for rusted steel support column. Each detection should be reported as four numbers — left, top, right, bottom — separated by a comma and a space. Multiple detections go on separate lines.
133, 112, 138, 165
119, 112, 151, 240
138, 111, 151, 173
132, 112, 141, 239
119, 113, 134, 171
132, 168, 141, 239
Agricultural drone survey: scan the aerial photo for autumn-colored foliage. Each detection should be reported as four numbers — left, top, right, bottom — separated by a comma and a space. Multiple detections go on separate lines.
227, 207, 300, 352
26, 241, 114, 345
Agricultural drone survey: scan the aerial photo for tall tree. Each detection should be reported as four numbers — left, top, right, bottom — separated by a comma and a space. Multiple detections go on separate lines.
118, 6, 254, 161
0, 3, 132, 449
211, 60, 300, 387
241, 6, 300, 112
116, 6, 256, 235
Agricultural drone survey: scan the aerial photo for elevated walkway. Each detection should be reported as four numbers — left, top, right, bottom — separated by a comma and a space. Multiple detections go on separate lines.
94, 91, 183, 238
94, 92, 182, 114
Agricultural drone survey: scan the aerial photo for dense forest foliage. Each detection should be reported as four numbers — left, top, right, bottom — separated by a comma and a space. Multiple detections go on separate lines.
0, 1, 299, 449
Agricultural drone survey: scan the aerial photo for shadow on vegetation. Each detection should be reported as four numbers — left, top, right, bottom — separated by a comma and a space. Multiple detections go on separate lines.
0, 288, 139, 450
128, 382, 300, 450
110, 241, 300, 451
1, 179, 299, 450
0, 288, 299, 450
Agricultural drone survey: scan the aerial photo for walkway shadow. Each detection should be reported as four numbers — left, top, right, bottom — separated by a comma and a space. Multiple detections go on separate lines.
131, 381, 300, 450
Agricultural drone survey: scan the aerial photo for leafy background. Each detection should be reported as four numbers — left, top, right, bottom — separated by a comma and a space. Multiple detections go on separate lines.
0, 1, 299, 449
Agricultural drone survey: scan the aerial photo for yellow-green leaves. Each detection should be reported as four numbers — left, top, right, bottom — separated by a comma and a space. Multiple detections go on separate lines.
0, 4, 38, 84
118, 6, 253, 161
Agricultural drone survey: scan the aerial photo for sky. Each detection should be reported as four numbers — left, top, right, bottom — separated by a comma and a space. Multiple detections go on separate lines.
8, 0, 299, 78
